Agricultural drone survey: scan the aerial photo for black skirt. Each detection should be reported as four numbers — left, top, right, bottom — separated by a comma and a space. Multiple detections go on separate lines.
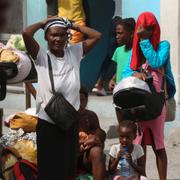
36, 118, 79, 180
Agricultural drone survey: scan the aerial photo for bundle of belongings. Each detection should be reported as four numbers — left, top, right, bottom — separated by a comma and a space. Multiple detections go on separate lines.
113, 76, 165, 121
0, 110, 93, 180
0, 110, 38, 180
0, 35, 37, 101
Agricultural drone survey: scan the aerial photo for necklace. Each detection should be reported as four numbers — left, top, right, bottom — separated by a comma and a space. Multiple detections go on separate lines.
56, 57, 64, 61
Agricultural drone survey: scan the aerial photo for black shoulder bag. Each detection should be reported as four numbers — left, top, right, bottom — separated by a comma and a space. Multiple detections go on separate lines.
44, 54, 79, 131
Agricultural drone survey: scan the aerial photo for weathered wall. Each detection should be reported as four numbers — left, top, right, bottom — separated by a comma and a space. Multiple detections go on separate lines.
160, 0, 180, 103
26, 0, 47, 48
122, 0, 160, 20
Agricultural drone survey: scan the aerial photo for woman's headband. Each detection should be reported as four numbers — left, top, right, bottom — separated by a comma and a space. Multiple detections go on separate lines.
44, 18, 72, 33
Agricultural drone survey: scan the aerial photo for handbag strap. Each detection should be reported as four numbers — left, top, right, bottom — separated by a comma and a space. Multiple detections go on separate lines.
47, 54, 56, 94
141, 61, 165, 91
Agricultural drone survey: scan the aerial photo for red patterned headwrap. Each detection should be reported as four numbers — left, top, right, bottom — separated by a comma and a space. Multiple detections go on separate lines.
130, 12, 160, 70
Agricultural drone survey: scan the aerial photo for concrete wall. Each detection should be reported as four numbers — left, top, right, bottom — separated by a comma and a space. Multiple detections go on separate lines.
26, 0, 47, 48
122, 0, 160, 20
113, 0, 122, 17
3, 0, 24, 34
160, 0, 180, 103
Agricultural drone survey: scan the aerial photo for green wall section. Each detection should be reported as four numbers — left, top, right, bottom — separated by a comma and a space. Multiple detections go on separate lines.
80, 0, 115, 90
26, 0, 47, 48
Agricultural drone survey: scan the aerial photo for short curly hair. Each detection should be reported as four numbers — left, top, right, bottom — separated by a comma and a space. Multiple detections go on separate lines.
119, 120, 137, 135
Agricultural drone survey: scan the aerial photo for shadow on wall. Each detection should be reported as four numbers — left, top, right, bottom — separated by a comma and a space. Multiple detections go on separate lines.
80, 0, 116, 90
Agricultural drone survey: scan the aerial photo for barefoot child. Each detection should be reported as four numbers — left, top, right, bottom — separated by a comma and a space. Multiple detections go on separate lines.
78, 86, 106, 179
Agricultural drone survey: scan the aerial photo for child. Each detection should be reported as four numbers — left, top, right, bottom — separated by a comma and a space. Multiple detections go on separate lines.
108, 120, 145, 180
78, 86, 106, 179
108, 18, 135, 91
108, 18, 135, 123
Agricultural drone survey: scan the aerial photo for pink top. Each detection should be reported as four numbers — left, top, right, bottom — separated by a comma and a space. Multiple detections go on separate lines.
134, 64, 166, 150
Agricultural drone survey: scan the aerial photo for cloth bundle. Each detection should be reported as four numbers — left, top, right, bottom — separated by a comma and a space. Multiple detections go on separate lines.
0, 46, 34, 100
9, 112, 37, 132
0, 49, 19, 63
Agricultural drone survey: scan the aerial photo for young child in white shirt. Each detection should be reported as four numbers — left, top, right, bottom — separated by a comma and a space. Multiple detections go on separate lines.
108, 120, 146, 180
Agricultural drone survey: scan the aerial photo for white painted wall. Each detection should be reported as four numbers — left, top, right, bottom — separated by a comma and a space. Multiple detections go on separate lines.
160, 0, 180, 103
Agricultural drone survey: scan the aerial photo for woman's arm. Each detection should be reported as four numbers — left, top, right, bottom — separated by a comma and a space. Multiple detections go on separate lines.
140, 40, 170, 69
22, 22, 43, 59
93, 129, 106, 147
22, 17, 57, 59
88, 111, 106, 145
71, 24, 102, 55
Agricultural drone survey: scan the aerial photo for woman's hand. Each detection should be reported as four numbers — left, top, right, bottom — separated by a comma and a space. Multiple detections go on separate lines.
133, 72, 147, 81
137, 25, 152, 40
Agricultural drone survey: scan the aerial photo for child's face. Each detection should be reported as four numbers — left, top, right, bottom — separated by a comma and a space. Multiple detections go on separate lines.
119, 127, 135, 148
116, 24, 131, 46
